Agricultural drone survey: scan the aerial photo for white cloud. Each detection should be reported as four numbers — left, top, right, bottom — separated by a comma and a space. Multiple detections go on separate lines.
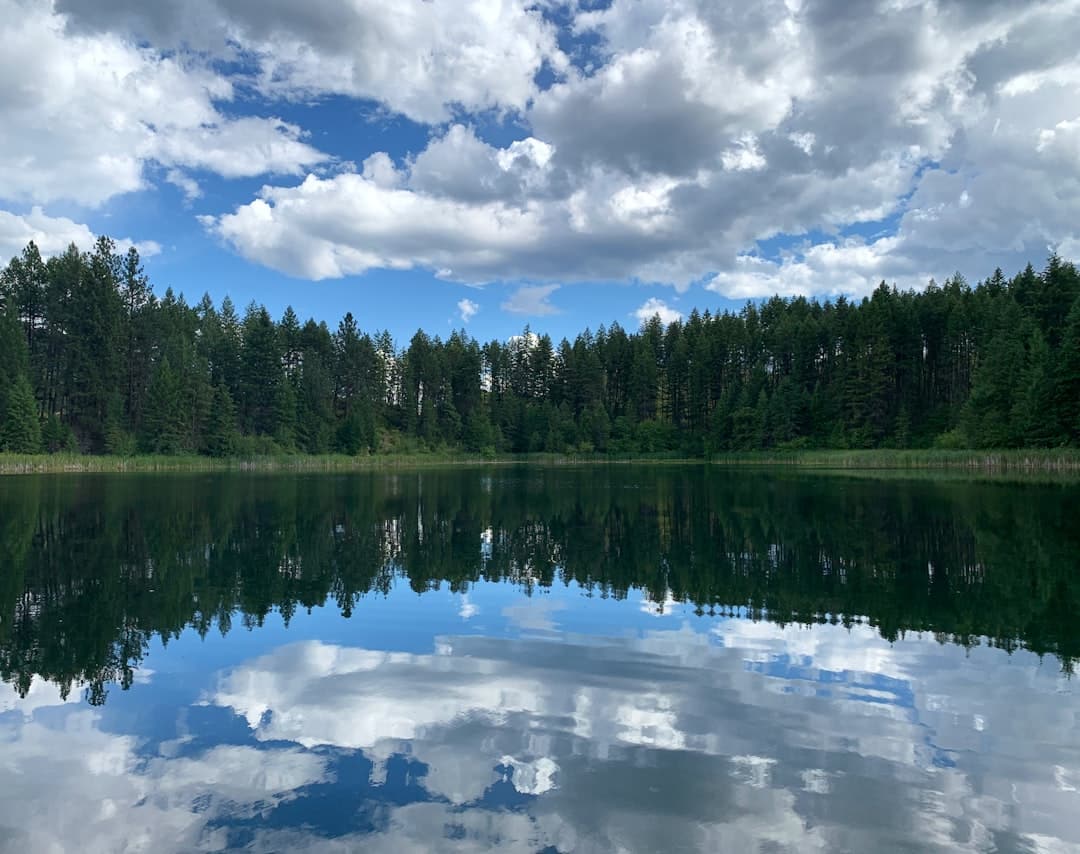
410, 125, 555, 204
720, 134, 768, 173
30, 0, 1080, 298
0, 207, 161, 262
501, 284, 561, 316
0, 0, 328, 208
457, 298, 480, 325
165, 169, 202, 202
633, 297, 683, 326
208, 172, 546, 281
58, 0, 568, 125
149, 116, 324, 180
706, 238, 923, 300
201, 0, 1080, 296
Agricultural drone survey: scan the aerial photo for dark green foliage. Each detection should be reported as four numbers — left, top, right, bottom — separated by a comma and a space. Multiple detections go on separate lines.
0, 310, 40, 453
1, 374, 41, 453
296, 358, 335, 454
1056, 297, 1080, 444
3, 239, 1080, 456
239, 303, 282, 437
64, 237, 125, 450
203, 383, 238, 458
337, 401, 375, 455
41, 415, 76, 453
140, 357, 185, 454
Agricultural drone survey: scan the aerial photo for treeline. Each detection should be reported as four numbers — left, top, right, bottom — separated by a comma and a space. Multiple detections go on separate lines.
1, 238, 1079, 456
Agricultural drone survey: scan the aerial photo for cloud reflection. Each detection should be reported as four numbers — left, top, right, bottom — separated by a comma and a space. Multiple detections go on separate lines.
0, 617, 1077, 852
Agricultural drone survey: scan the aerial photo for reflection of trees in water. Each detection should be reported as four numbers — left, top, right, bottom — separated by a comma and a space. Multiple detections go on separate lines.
0, 469, 1077, 703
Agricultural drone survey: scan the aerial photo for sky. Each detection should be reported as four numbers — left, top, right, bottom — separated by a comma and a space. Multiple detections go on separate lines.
1, 0, 1079, 344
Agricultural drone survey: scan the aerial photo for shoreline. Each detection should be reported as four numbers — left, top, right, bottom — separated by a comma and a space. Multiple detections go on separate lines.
1, 448, 1079, 476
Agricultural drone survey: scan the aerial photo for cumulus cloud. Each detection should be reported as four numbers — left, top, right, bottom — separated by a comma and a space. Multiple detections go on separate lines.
457, 298, 480, 324
20, 0, 1080, 299
633, 297, 683, 326
409, 125, 555, 205
197, 0, 1080, 296
0, 207, 161, 262
706, 238, 926, 300
0, 0, 328, 208
208, 172, 546, 281
501, 284, 561, 316
56, 0, 567, 125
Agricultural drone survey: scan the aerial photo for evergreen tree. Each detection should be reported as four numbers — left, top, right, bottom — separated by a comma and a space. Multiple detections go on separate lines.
296, 358, 335, 454
65, 237, 124, 450
239, 303, 282, 437
1014, 328, 1058, 446
1056, 297, 1080, 445
203, 383, 238, 458
2, 236, 1080, 459
120, 246, 154, 427
0, 374, 41, 454
140, 357, 185, 454
961, 301, 1035, 448
274, 377, 298, 450
41, 415, 76, 453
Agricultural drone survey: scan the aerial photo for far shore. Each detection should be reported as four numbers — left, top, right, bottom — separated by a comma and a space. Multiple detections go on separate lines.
1, 448, 1079, 477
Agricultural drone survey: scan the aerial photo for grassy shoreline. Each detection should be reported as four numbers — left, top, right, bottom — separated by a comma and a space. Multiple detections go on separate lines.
706, 448, 1080, 472
1, 448, 1079, 475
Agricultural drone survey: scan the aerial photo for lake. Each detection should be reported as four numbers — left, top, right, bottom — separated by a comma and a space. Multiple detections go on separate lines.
0, 466, 1077, 853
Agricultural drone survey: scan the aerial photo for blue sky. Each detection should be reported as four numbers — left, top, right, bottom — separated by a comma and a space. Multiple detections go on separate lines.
2, 0, 1079, 344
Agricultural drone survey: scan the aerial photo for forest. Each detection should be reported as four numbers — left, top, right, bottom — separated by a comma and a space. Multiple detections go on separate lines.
1, 237, 1079, 457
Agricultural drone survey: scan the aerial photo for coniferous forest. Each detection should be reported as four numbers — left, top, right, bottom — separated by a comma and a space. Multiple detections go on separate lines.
1, 237, 1079, 457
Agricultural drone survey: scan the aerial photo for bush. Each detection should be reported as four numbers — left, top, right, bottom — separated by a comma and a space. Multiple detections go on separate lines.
933, 428, 968, 450
42, 415, 78, 454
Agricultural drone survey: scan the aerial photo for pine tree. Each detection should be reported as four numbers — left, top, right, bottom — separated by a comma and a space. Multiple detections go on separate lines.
41, 414, 76, 453
140, 357, 185, 454
0, 373, 42, 454
296, 358, 335, 454
962, 305, 1027, 448
274, 377, 298, 450
1013, 328, 1058, 446
64, 236, 124, 450
239, 303, 282, 436
1056, 297, 1080, 445
120, 245, 153, 427
337, 397, 375, 455
203, 383, 238, 458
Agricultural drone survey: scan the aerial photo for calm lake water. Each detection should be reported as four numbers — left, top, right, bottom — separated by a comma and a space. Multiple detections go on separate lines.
0, 467, 1078, 853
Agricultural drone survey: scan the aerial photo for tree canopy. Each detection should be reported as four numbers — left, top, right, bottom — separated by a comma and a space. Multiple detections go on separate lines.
2, 239, 1079, 455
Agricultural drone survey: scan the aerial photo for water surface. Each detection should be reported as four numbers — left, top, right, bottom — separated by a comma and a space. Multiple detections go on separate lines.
0, 467, 1077, 852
